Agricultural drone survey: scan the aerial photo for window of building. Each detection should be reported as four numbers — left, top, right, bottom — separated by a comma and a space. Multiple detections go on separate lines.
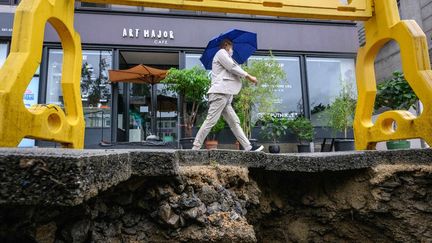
0, 0, 20, 5
185, 53, 303, 120
1, 41, 39, 147
306, 57, 356, 126
46, 49, 113, 128
185, 54, 205, 69
79, 2, 109, 9
249, 56, 303, 119
0, 42, 7, 68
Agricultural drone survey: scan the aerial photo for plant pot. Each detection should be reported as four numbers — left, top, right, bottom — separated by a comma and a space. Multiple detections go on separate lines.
386, 140, 411, 150
334, 139, 355, 151
180, 137, 195, 149
297, 144, 311, 153
235, 141, 241, 150
268, 144, 280, 154
205, 140, 218, 150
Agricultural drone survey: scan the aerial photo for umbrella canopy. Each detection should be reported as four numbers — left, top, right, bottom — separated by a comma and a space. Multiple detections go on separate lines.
200, 29, 257, 70
108, 64, 168, 84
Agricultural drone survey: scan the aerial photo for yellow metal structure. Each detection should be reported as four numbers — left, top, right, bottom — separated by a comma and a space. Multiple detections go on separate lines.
354, 1, 432, 150
0, 0, 84, 148
0, 0, 431, 149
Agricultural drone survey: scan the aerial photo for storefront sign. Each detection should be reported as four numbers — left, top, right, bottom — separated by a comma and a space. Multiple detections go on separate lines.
122, 28, 175, 45
0, 28, 12, 33
0, 13, 14, 37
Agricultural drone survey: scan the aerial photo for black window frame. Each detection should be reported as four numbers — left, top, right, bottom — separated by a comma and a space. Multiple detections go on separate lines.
0, 0, 20, 5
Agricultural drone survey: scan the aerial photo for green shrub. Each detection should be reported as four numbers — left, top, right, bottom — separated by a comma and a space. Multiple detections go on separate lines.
260, 114, 290, 144
288, 117, 314, 144
375, 71, 417, 111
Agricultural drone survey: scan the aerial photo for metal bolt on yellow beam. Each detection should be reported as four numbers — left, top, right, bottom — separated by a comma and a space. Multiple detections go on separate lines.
0, 0, 431, 149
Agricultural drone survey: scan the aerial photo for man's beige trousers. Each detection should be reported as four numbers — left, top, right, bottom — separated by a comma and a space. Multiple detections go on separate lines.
193, 93, 252, 150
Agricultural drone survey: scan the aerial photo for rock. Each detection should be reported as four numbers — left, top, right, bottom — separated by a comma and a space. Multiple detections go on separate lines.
220, 199, 232, 212
61, 219, 90, 243
183, 203, 206, 221
184, 207, 199, 220
197, 185, 220, 204
35, 222, 57, 243
122, 227, 137, 235
184, 185, 195, 195
208, 215, 223, 227
230, 211, 240, 221
157, 185, 175, 199
180, 196, 202, 208
159, 203, 173, 223
158, 203, 181, 228
196, 215, 207, 226
413, 202, 432, 212
234, 201, 245, 215
197, 203, 207, 216
93, 201, 108, 216
180, 215, 187, 227
207, 202, 221, 215
167, 214, 181, 228
122, 213, 141, 228
108, 205, 125, 219
174, 184, 185, 194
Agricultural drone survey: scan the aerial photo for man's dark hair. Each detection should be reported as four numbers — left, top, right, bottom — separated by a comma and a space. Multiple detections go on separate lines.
219, 39, 233, 49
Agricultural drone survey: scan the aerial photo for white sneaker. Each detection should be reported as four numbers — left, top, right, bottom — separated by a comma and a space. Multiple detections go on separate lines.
250, 144, 264, 152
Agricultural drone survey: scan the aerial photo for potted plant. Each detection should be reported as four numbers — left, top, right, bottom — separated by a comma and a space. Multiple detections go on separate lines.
260, 113, 290, 153
205, 119, 225, 150
288, 116, 314, 153
234, 55, 286, 142
326, 82, 357, 151
375, 71, 417, 150
162, 67, 211, 149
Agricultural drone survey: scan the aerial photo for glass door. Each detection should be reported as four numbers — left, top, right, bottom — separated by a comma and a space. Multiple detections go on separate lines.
129, 83, 152, 142
156, 83, 178, 142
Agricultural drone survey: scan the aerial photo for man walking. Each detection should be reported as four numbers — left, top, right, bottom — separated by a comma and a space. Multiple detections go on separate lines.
192, 39, 264, 151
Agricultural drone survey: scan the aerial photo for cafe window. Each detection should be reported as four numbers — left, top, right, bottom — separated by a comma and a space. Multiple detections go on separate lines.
46, 49, 113, 128
306, 57, 356, 126
185, 54, 205, 69
0, 42, 8, 68
249, 56, 303, 119
80, 2, 109, 9
1, 41, 40, 147
0, 0, 16, 5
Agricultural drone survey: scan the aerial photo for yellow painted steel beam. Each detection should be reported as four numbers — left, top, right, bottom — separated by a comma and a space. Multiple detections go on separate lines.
0, 0, 84, 148
82, 0, 374, 20
354, 0, 432, 150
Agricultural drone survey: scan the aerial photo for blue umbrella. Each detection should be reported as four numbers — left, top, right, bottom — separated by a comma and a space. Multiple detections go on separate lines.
200, 29, 257, 70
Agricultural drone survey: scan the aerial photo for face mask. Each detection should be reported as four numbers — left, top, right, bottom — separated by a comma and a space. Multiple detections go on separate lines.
228, 48, 234, 57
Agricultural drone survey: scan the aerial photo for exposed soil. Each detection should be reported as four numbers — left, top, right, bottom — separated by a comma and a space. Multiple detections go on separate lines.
1, 164, 432, 242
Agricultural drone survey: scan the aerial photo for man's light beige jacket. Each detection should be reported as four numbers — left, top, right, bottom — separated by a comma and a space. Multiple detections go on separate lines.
207, 49, 248, 95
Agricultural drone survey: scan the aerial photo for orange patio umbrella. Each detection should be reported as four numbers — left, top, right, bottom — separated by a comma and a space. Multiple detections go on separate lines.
108, 64, 168, 84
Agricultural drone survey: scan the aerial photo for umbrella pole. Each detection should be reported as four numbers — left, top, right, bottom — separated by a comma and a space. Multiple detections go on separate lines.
151, 84, 158, 138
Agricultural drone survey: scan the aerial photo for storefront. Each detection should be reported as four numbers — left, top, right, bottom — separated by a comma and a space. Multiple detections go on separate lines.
0, 11, 359, 148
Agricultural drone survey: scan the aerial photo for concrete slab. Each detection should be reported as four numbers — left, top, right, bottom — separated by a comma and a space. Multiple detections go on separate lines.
1, 148, 431, 206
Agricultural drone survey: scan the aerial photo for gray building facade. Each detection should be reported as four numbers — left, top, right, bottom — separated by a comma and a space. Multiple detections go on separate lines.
373, 0, 432, 81
0, 2, 359, 150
